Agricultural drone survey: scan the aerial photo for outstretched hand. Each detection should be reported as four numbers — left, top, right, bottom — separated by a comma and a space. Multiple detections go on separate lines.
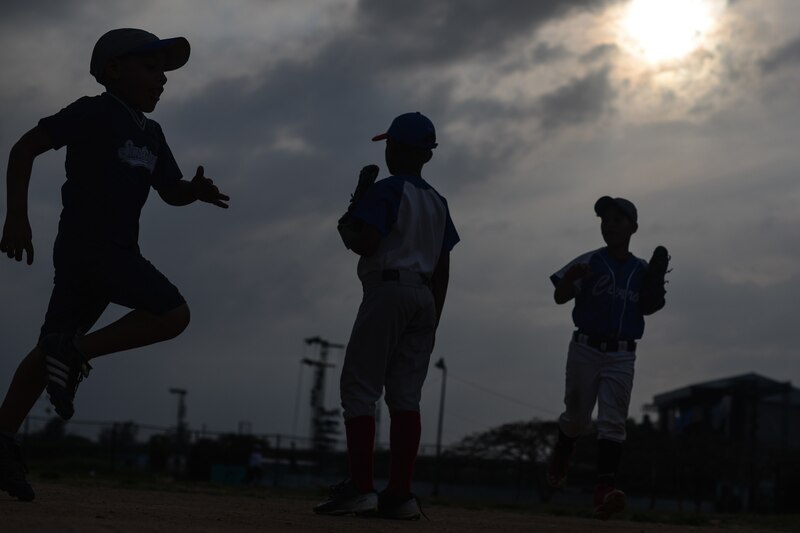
0, 215, 34, 265
191, 166, 229, 209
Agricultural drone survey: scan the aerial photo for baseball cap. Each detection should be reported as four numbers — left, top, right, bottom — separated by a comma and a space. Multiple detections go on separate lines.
594, 196, 638, 224
372, 112, 438, 149
90, 28, 190, 81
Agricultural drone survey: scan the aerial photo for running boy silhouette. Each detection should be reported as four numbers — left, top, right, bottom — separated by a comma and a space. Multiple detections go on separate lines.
0, 28, 228, 501
314, 112, 459, 519
547, 197, 668, 520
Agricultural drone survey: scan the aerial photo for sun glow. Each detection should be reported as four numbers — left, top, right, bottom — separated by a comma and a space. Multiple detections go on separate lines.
620, 0, 720, 63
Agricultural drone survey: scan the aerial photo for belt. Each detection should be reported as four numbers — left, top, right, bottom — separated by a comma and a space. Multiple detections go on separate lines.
381, 269, 431, 287
573, 331, 636, 353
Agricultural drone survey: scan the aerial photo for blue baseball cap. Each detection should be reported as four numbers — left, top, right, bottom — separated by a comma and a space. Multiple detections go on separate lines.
594, 196, 638, 224
372, 112, 438, 149
90, 28, 190, 82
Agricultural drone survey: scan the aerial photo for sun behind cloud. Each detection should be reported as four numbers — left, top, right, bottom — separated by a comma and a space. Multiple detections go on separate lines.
618, 0, 724, 64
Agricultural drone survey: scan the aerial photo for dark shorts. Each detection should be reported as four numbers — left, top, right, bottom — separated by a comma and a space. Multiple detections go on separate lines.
39, 240, 186, 339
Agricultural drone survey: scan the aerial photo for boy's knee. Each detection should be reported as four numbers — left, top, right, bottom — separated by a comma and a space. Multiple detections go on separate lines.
559, 415, 590, 438
164, 303, 190, 338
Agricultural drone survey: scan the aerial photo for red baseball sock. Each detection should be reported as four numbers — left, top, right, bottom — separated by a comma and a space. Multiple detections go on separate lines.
388, 410, 421, 496
345, 415, 375, 492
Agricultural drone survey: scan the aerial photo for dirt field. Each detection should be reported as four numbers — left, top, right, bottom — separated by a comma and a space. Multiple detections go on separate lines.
0, 481, 793, 533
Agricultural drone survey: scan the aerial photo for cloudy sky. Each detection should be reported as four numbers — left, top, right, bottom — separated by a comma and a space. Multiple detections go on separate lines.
2, 0, 800, 448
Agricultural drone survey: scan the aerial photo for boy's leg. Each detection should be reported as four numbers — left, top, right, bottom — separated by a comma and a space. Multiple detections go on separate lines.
0, 348, 46, 434
595, 350, 635, 481
40, 248, 187, 419
558, 341, 603, 438
78, 304, 190, 360
340, 285, 411, 492
548, 341, 602, 487
593, 350, 635, 519
315, 284, 411, 516
383, 285, 436, 501
78, 250, 189, 360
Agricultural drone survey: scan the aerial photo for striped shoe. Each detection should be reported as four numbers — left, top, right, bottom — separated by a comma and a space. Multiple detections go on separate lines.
40, 334, 91, 420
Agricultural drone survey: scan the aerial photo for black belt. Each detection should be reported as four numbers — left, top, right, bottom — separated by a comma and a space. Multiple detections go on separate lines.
573, 331, 636, 353
382, 269, 431, 287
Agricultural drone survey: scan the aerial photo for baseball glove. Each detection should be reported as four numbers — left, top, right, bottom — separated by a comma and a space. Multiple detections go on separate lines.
640, 245, 670, 315
337, 165, 380, 249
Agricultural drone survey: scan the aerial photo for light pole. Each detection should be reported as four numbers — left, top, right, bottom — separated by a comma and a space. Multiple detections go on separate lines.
169, 388, 188, 447
433, 357, 447, 496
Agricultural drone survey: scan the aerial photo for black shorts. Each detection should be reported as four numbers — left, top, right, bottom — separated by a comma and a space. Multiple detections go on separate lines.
39, 241, 186, 339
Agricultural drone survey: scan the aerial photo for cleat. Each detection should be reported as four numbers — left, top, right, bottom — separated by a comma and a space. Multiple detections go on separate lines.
0, 433, 35, 502
377, 490, 424, 520
40, 334, 92, 420
593, 484, 625, 520
546, 440, 575, 488
313, 479, 377, 515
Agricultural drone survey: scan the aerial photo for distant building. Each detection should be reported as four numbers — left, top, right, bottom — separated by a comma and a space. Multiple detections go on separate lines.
652, 372, 800, 450
651, 373, 800, 512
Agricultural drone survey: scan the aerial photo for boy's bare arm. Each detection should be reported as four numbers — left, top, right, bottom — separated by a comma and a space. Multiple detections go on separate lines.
431, 251, 450, 327
157, 165, 229, 208
553, 263, 592, 304
1, 126, 54, 265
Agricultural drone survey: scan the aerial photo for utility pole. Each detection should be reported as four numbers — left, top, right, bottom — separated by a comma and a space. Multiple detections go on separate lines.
169, 388, 188, 448
168, 388, 188, 475
303, 336, 345, 453
433, 357, 447, 496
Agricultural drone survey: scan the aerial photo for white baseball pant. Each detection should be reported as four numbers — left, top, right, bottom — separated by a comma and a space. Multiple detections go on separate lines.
340, 272, 437, 420
557, 339, 636, 443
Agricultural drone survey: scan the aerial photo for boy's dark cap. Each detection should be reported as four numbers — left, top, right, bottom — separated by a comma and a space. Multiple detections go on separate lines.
594, 196, 638, 224
372, 112, 438, 149
90, 28, 190, 81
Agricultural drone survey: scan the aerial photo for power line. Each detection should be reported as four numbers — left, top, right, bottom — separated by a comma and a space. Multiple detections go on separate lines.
447, 372, 558, 417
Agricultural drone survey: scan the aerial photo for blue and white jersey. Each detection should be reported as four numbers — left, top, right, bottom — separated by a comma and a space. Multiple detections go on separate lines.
550, 248, 648, 340
351, 174, 459, 279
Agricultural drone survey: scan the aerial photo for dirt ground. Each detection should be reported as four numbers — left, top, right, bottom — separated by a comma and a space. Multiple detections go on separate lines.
0, 482, 792, 533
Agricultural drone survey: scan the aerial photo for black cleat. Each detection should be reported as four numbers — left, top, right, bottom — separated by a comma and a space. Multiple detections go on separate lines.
40, 334, 91, 420
0, 433, 35, 502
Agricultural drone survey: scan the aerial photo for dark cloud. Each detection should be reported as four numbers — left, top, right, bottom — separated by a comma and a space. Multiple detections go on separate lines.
536, 68, 616, 131
761, 35, 800, 74
0, 0, 74, 24
580, 43, 618, 64
531, 43, 570, 64
352, 0, 623, 67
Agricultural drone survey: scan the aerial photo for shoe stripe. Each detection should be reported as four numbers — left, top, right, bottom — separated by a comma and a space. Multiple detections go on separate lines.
45, 357, 70, 372
46, 365, 69, 381
48, 375, 68, 388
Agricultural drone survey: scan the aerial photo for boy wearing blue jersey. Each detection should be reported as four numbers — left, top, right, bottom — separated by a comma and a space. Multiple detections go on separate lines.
314, 113, 459, 520
0, 29, 228, 501
547, 197, 667, 520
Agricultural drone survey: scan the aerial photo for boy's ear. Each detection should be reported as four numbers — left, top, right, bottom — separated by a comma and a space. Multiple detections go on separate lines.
103, 57, 124, 83
632, 222, 639, 234
422, 149, 433, 165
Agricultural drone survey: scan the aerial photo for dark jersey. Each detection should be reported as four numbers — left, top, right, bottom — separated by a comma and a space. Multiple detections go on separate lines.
550, 247, 648, 340
38, 93, 182, 249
